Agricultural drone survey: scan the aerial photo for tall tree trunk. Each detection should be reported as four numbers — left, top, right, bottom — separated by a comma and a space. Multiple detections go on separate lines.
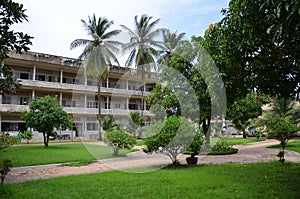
203, 119, 211, 146
242, 128, 247, 139
43, 132, 48, 147
140, 65, 144, 123
98, 79, 102, 140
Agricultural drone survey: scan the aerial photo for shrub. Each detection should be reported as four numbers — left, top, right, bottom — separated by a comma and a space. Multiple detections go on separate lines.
22, 130, 33, 143
104, 130, 136, 156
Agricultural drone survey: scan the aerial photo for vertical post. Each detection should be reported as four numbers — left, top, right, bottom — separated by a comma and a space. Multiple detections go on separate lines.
60, 69, 63, 83
106, 96, 109, 109
32, 90, 35, 99
33, 65, 36, 81
106, 77, 109, 88
126, 98, 129, 110
126, 79, 128, 90
59, 92, 62, 105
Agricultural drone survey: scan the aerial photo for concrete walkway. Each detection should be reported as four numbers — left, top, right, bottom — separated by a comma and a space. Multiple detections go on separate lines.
5, 139, 300, 184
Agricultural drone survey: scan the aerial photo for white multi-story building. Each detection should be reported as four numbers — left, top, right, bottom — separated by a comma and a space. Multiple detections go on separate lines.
1, 51, 158, 139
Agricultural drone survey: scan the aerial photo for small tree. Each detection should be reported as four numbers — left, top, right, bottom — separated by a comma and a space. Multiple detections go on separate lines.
127, 111, 144, 138
102, 116, 118, 132
227, 93, 270, 138
22, 130, 33, 144
21, 96, 73, 147
256, 115, 299, 163
144, 115, 196, 165
104, 129, 136, 156
0, 159, 12, 189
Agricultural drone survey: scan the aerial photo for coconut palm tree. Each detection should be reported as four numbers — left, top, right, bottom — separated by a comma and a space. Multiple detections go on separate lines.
121, 14, 163, 119
158, 29, 185, 65
70, 14, 122, 140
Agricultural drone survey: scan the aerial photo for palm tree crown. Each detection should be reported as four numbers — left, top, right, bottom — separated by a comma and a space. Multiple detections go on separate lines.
158, 29, 185, 65
70, 14, 122, 140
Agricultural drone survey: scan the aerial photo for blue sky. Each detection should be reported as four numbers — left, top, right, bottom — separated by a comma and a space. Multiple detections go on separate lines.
14, 0, 229, 59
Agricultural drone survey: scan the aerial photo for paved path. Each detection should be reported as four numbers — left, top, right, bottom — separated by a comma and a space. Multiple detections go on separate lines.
5, 139, 300, 184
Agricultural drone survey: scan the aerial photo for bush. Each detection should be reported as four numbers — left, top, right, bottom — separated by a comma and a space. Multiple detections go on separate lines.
201, 138, 238, 155
22, 130, 33, 143
104, 130, 136, 156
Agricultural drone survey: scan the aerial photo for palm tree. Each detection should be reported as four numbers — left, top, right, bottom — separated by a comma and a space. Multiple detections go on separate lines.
270, 98, 300, 124
121, 14, 163, 119
158, 29, 185, 65
70, 14, 122, 140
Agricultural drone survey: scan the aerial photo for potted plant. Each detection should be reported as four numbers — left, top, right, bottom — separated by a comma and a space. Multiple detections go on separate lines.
186, 132, 203, 165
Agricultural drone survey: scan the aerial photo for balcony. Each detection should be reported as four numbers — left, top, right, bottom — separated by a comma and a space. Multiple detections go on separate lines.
0, 104, 29, 113
20, 79, 150, 96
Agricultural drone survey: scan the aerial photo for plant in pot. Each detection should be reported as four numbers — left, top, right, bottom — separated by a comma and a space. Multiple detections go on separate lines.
186, 132, 204, 165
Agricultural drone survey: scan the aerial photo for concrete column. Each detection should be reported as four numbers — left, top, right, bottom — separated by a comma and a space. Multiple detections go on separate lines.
106, 96, 109, 109
106, 77, 109, 88
1, 60, 4, 78
60, 69, 63, 83
84, 72, 87, 86
32, 90, 35, 99
59, 92, 62, 105
126, 98, 129, 110
84, 94, 87, 108
33, 65, 36, 81
144, 98, 146, 111
0, 93, 2, 104
126, 79, 128, 90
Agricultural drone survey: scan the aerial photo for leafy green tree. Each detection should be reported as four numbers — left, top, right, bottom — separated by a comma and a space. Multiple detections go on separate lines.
102, 116, 118, 132
127, 111, 144, 138
144, 115, 196, 165
121, 14, 163, 118
104, 129, 136, 156
21, 130, 33, 144
256, 115, 299, 163
0, 0, 32, 93
269, 98, 300, 124
0, 132, 17, 150
0, 159, 12, 189
217, 0, 299, 99
70, 14, 122, 140
21, 96, 73, 147
227, 93, 270, 138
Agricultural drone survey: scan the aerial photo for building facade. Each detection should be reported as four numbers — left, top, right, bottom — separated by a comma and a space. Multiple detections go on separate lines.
0, 51, 158, 139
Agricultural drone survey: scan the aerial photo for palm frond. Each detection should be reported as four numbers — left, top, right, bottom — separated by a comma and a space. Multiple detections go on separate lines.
70, 39, 91, 50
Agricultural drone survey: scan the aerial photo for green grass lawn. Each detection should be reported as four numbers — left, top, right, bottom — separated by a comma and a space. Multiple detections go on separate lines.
0, 143, 132, 167
209, 137, 265, 146
1, 162, 300, 198
268, 140, 300, 153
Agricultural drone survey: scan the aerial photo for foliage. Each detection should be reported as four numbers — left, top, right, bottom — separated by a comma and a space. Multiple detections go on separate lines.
204, 0, 300, 99
104, 130, 136, 156
227, 93, 270, 138
144, 115, 196, 164
2, 162, 300, 198
70, 14, 122, 140
0, 0, 32, 93
127, 111, 144, 138
102, 116, 118, 132
21, 130, 33, 144
0, 159, 12, 189
208, 138, 238, 155
256, 115, 299, 163
21, 96, 73, 147
186, 131, 204, 157
0, 132, 17, 150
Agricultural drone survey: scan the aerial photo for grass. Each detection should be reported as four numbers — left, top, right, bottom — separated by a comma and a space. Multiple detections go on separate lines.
0, 143, 132, 167
1, 162, 300, 198
268, 140, 300, 153
223, 137, 266, 146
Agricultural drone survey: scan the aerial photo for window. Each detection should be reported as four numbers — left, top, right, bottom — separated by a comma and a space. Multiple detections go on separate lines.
87, 101, 98, 108
20, 97, 28, 105
20, 73, 29, 80
87, 123, 98, 131
2, 96, 11, 104
38, 75, 45, 81
115, 103, 120, 108
105, 103, 111, 109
